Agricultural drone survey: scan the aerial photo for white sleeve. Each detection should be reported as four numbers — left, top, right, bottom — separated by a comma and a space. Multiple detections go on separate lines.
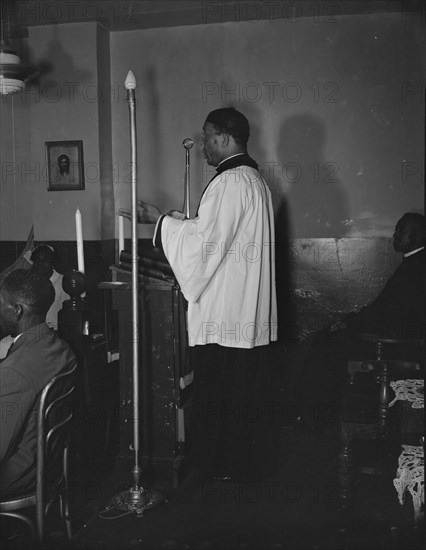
161, 173, 247, 303
152, 215, 165, 246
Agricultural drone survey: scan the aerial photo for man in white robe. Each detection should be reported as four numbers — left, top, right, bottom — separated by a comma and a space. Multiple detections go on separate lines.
133, 108, 278, 482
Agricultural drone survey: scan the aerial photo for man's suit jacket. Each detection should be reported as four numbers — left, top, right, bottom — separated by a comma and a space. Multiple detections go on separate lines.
347, 248, 425, 340
0, 323, 76, 498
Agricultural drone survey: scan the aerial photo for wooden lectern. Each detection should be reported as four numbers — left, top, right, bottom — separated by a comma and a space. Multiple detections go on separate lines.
106, 245, 192, 488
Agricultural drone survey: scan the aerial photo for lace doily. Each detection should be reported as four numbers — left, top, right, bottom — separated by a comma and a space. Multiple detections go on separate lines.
388, 379, 424, 409
393, 444, 424, 523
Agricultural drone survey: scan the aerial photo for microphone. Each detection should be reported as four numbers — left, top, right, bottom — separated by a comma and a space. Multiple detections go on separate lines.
182, 138, 193, 219
182, 137, 194, 150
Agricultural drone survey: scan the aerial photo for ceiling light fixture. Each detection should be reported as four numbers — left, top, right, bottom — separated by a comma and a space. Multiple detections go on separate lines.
0, 2, 39, 95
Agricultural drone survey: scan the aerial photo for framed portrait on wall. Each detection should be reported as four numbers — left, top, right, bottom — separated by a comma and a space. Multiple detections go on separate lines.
46, 140, 85, 191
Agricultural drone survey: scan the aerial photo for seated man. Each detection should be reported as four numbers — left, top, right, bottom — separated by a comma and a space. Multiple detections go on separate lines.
0, 270, 76, 499
0, 244, 69, 360
334, 212, 425, 341
299, 212, 425, 429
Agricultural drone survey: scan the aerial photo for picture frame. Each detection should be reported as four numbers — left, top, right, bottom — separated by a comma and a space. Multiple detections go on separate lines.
46, 140, 85, 191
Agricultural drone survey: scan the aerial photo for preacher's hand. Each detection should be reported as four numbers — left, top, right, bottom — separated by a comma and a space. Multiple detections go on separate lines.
136, 201, 163, 224
166, 209, 187, 221
118, 202, 163, 224
117, 208, 131, 221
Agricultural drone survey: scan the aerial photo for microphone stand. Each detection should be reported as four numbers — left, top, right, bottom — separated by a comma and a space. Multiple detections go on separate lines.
109, 70, 162, 515
182, 138, 193, 219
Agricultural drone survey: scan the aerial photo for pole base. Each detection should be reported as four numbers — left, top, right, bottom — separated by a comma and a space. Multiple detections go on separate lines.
109, 485, 163, 516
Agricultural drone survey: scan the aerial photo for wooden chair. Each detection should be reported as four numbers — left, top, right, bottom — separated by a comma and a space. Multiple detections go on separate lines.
338, 334, 423, 517
0, 363, 77, 547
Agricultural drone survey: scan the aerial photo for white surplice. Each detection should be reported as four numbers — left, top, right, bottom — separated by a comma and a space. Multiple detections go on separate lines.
160, 165, 277, 348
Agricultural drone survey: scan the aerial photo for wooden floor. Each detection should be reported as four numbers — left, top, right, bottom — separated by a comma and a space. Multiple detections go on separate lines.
1, 341, 424, 550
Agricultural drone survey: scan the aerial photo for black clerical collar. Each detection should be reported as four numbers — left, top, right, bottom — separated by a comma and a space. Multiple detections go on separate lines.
194, 154, 259, 217
216, 153, 258, 175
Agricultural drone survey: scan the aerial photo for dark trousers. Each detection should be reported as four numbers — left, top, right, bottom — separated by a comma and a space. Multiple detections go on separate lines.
189, 344, 278, 482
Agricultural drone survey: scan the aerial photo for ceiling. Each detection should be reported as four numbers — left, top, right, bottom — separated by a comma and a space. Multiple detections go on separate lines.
6, 1, 410, 33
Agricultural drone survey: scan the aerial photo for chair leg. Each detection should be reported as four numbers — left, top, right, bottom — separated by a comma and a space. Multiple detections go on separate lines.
338, 439, 353, 523
62, 444, 72, 540
35, 504, 44, 548
60, 491, 72, 540
103, 409, 112, 454
0, 512, 36, 544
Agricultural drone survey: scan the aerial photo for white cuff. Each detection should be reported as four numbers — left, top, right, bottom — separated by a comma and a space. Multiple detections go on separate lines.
152, 215, 165, 246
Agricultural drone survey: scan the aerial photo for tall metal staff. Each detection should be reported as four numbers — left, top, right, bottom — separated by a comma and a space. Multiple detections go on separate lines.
110, 71, 162, 514
182, 138, 193, 218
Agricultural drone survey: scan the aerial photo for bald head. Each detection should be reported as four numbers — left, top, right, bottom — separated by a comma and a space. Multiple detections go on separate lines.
393, 212, 425, 253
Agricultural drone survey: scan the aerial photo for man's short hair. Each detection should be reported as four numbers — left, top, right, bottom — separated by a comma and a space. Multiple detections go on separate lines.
1, 269, 55, 315
205, 107, 250, 144
400, 212, 426, 245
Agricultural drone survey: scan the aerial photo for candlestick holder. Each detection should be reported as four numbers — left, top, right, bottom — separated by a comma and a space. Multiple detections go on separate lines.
62, 269, 86, 304
58, 269, 88, 355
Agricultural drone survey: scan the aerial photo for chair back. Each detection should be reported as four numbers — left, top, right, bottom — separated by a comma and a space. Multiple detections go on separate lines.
345, 335, 423, 437
36, 363, 77, 511
348, 334, 423, 385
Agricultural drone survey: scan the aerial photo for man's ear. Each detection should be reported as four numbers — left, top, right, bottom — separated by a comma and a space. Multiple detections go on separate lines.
409, 229, 421, 246
14, 302, 25, 321
220, 133, 230, 147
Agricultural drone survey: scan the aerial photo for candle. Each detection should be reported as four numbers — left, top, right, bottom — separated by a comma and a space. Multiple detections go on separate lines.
75, 207, 85, 274
118, 214, 124, 257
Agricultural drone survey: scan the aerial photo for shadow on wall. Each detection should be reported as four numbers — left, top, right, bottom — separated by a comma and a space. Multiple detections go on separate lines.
274, 191, 295, 342
28, 25, 93, 97
142, 65, 165, 204
278, 113, 351, 239
271, 114, 352, 341
244, 108, 296, 343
